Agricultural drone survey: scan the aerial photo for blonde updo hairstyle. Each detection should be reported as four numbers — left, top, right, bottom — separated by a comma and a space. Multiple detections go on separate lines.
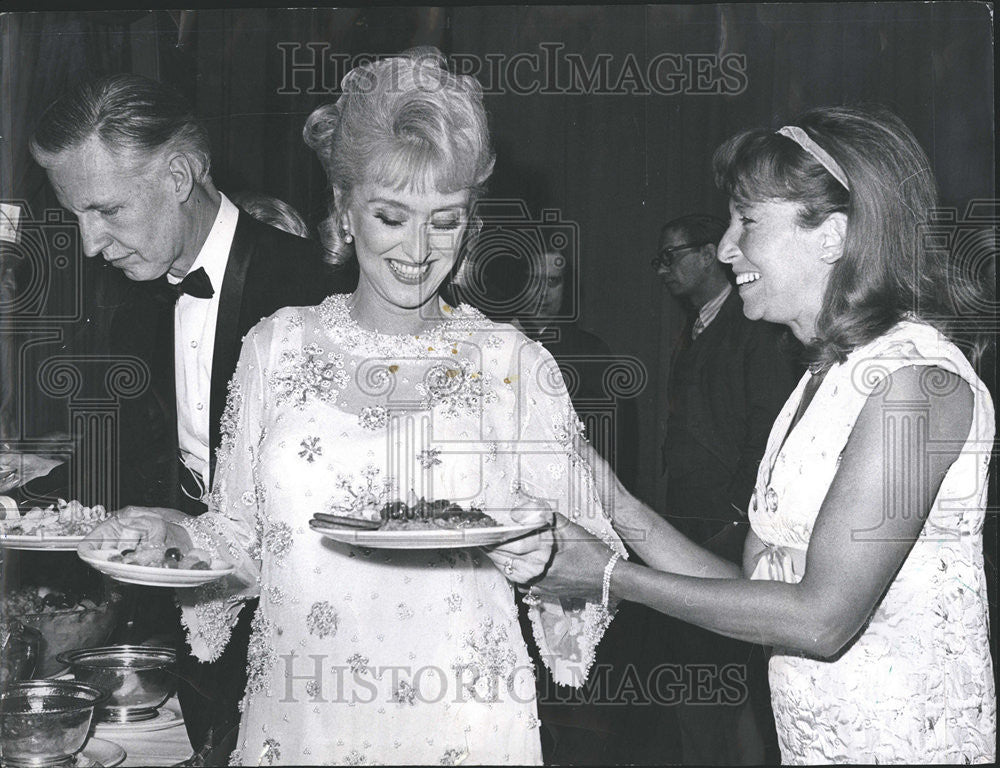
303, 48, 495, 266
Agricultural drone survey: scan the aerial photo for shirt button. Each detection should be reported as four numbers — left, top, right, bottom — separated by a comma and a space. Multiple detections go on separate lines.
191, 340, 198, 348
196, 403, 204, 411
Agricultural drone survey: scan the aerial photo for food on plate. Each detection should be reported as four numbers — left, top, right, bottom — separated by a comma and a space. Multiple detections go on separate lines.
344, 499, 499, 530
105, 542, 217, 570
0, 499, 109, 537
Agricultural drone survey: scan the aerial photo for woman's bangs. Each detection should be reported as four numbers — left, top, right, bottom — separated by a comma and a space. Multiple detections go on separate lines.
366, 141, 470, 196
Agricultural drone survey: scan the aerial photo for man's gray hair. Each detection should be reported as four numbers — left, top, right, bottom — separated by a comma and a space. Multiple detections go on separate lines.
30, 74, 211, 180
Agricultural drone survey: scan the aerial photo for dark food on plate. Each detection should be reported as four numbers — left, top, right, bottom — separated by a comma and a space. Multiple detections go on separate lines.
378, 499, 498, 530
2, 587, 101, 615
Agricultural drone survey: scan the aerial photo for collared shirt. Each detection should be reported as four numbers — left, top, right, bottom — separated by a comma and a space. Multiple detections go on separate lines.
169, 193, 239, 491
692, 284, 732, 339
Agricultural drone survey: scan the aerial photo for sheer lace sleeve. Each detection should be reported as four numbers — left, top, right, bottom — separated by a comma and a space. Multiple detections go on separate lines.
506, 335, 626, 687
176, 327, 269, 662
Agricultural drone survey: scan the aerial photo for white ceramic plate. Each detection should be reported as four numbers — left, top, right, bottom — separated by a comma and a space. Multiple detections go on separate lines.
77, 737, 126, 768
0, 532, 87, 551
76, 542, 235, 587
94, 700, 183, 734
309, 519, 546, 549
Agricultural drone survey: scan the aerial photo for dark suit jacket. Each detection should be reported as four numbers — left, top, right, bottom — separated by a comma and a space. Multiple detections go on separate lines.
662, 290, 799, 546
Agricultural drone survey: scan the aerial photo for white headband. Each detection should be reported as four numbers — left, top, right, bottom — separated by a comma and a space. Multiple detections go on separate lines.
776, 125, 850, 191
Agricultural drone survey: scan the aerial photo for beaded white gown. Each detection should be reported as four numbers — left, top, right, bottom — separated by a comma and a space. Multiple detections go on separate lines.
749, 320, 996, 764
177, 294, 624, 766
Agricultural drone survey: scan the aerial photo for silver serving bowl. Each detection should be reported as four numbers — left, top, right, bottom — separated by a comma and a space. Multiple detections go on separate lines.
56, 645, 176, 724
0, 680, 107, 767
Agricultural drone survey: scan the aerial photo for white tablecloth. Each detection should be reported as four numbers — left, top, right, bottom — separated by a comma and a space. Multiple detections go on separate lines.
92, 695, 193, 767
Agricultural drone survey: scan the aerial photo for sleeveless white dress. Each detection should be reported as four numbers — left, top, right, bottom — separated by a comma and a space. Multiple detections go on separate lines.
749, 320, 996, 763
175, 295, 624, 766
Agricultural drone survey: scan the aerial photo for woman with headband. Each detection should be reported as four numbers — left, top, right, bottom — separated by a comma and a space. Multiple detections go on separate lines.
514, 105, 995, 764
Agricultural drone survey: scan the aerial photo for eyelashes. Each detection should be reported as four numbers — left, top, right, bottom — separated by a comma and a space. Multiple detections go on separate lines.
373, 211, 462, 230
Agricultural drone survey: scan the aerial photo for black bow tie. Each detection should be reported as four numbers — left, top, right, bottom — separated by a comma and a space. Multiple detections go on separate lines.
148, 267, 214, 303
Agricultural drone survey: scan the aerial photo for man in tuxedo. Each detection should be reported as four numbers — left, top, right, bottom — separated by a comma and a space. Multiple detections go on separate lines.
12, 74, 354, 763
626, 213, 798, 764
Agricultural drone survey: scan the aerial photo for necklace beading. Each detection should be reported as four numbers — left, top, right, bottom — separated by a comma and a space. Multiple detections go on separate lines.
317, 294, 486, 359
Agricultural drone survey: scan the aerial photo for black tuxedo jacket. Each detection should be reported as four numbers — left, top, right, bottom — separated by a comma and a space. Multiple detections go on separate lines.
108, 211, 355, 510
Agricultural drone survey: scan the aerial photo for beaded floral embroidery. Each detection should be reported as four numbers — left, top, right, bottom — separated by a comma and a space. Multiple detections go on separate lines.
392, 679, 417, 706
262, 521, 293, 559
439, 747, 469, 765
269, 344, 349, 409
179, 580, 240, 663
217, 379, 244, 465
246, 612, 277, 697
417, 448, 442, 469
347, 653, 370, 675
317, 293, 487, 359
453, 617, 518, 703
358, 405, 388, 431
298, 437, 322, 462
329, 465, 391, 517
259, 738, 281, 766
417, 359, 498, 418
306, 601, 339, 638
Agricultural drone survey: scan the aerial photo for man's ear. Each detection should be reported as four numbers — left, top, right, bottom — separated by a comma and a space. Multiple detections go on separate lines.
819, 212, 847, 264
166, 153, 196, 203
700, 243, 719, 272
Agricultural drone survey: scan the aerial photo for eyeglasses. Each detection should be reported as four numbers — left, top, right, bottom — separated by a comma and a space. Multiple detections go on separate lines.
650, 241, 709, 270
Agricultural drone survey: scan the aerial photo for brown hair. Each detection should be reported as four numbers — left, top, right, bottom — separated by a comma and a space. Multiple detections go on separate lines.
713, 104, 983, 369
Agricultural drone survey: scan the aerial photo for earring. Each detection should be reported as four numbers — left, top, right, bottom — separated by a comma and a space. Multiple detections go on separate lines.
342, 227, 353, 244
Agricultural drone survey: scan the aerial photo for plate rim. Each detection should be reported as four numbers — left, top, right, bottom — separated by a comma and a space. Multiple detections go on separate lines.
76, 542, 235, 587
0, 533, 87, 550
309, 519, 545, 549
80, 736, 126, 768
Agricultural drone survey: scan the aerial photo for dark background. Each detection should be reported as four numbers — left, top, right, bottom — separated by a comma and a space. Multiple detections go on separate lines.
1, 3, 994, 513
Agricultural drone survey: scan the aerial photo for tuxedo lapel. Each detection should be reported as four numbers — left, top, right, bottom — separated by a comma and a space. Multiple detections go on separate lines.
209, 212, 254, 485
152, 292, 179, 501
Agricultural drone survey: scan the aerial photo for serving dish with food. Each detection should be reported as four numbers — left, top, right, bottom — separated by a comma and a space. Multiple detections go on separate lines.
0, 588, 120, 678
309, 498, 547, 549
0, 501, 109, 551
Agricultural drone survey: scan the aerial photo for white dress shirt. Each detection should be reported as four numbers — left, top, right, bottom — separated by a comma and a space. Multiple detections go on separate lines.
692, 283, 732, 339
168, 193, 239, 492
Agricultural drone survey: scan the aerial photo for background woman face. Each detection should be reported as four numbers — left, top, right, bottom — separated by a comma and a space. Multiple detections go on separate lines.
716, 197, 832, 340
344, 180, 471, 313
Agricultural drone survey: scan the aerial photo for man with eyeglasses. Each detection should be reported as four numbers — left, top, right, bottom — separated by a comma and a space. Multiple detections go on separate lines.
626, 214, 798, 765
